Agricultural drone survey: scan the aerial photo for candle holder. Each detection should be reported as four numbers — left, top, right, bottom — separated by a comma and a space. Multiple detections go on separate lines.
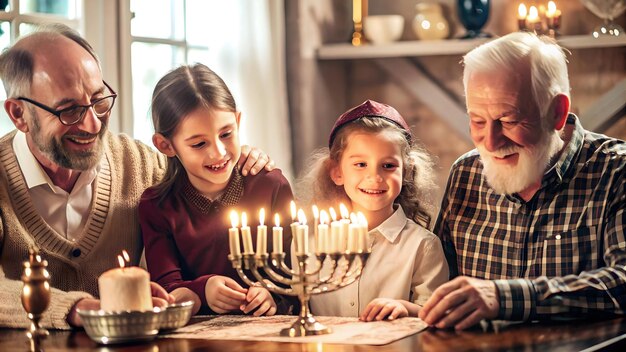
21, 248, 51, 349
546, 14, 561, 37
228, 249, 369, 336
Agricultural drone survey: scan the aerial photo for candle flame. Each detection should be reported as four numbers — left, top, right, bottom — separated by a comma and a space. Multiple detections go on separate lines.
357, 212, 368, 227
241, 212, 248, 228
528, 6, 538, 21
329, 207, 337, 221
122, 250, 130, 264
117, 255, 125, 268
259, 208, 265, 226
290, 201, 297, 221
297, 208, 307, 225
274, 213, 280, 227
320, 210, 329, 225
339, 203, 349, 219
312, 205, 319, 219
518, 3, 527, 18
230, 210, 239, 228
547, 1, 557, 17
350, 212, 358, 223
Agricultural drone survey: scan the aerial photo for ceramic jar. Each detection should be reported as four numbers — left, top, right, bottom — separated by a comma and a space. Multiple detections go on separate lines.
412, 3, 450, 40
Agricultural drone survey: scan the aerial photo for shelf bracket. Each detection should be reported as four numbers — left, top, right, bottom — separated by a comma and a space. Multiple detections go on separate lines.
373, 58, 471, 143
580, 79, 626, 133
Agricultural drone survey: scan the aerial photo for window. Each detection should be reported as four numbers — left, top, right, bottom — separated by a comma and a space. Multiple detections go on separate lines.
130, 0, 218, 146
0, 0, 82, 136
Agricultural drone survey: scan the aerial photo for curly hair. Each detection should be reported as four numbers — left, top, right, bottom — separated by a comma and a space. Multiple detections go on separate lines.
296, 117, 437, 228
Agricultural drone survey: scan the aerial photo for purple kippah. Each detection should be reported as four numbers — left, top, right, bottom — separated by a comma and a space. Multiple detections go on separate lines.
328, 100, 411, 147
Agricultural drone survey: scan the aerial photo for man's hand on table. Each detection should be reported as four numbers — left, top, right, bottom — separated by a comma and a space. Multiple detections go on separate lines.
419, 276, 499, 330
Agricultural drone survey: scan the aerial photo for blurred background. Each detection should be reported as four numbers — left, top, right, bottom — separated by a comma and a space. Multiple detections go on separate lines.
0, 0, 624, 207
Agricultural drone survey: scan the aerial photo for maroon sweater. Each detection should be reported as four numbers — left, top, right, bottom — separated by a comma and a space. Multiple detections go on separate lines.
139, 169, 293, 313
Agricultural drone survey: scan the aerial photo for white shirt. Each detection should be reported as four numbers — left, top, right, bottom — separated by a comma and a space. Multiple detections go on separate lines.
309, 205, 449, 317
13, 131, 98, 241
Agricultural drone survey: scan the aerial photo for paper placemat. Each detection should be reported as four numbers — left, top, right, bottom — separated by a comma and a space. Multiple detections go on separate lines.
164, 315, 427, 345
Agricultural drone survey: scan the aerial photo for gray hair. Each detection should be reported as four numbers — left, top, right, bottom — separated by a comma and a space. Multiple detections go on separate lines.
0, 23, 100, 98
462, 32, 570, 122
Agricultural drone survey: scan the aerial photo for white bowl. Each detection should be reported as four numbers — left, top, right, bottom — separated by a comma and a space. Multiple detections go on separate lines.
364, 15, 404, 44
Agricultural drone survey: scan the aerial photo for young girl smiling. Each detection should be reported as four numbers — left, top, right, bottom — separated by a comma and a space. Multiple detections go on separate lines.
299, 100, 448, 320
139, 64, 293, 316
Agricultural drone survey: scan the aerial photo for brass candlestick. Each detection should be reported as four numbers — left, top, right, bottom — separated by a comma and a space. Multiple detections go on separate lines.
21, 248, 51, 341
351, 0, 368, 46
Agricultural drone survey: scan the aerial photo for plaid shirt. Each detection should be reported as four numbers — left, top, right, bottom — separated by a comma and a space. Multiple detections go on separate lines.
434, 115, 626, 321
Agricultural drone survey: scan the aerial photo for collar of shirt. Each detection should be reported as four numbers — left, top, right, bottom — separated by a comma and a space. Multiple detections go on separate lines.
182, 168, 244, 214
543, 114, 584, 188
370, 205, 408, 244
12, 131, 98, 193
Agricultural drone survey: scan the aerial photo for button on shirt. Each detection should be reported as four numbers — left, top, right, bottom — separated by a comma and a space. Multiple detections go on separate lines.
435, 114, 626, 321
309, 206, 449, 317
13, 132, 97, 241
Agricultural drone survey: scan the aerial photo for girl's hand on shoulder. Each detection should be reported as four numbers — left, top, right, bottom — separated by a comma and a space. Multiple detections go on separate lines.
360, 298, 409, 322
241, 286, 277, 316
205, 275, 248, 314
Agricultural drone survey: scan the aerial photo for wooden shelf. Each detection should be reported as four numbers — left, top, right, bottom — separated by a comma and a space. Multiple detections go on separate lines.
317, 35, 626, 60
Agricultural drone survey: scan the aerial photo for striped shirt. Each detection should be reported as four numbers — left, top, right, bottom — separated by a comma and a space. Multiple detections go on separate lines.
434, 114, 626, 321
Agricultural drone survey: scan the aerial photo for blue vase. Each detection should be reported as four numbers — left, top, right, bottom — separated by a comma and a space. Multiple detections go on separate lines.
457, 0, 492, 39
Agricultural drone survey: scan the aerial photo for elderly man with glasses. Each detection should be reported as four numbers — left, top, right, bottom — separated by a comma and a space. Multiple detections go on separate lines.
0, 24, 273, 329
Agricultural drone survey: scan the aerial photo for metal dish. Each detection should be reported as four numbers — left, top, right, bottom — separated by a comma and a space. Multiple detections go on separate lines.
159, 300, 194, 332
77, 307, 162, 345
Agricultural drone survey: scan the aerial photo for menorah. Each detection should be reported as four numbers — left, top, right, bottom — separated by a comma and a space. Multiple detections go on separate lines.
227, 204, 370, 336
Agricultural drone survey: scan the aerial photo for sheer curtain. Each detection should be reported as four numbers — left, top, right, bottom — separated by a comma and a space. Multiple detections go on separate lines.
191, 1, 293, 180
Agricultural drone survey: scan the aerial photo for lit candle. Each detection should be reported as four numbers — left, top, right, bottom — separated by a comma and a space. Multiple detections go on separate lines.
241, 212, 253, 254
348, 213, 359, 252
527, 6, 542, 33
329, 207, 341, 253
296, 209, 309, 255
98, 252, 152, 312
357, 212, 369, 252
257, 208, 267, 255
545, 1, 561, 37
517, 3, 527, 31
273, 213, 283, 254
312, 205, 319, 253
318, 210, 329, 253
339, 203, 350, 252
546, 1, 556, 18
290, 201, 299, 251
229, 210, 241, 256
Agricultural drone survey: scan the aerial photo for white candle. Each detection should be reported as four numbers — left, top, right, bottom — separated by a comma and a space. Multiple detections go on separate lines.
339, 204, 350, 252
329, 207, 341, 253
241, 212, 253, 254
257, 208, 267, 255
357, 212, 369, 252
98, 255, 152, 312
296, 209, 309, 255
229, 211, 241, 256
317, 210, 329, 253
273, 213, 283, 254
348, 213, 359, 252
290, 201, 299, 253
312, 205, 319, 253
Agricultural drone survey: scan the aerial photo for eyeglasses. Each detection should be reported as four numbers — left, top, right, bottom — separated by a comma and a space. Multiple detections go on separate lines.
17, 81, 117, 126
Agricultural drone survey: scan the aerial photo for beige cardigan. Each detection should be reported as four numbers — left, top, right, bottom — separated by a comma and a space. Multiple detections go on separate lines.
0, 130, 166, 329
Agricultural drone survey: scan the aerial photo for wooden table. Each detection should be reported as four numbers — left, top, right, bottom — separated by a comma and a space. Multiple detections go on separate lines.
1, 317, 625, 351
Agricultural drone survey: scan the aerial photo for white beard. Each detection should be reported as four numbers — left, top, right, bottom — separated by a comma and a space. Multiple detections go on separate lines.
478, 130, 563, 195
